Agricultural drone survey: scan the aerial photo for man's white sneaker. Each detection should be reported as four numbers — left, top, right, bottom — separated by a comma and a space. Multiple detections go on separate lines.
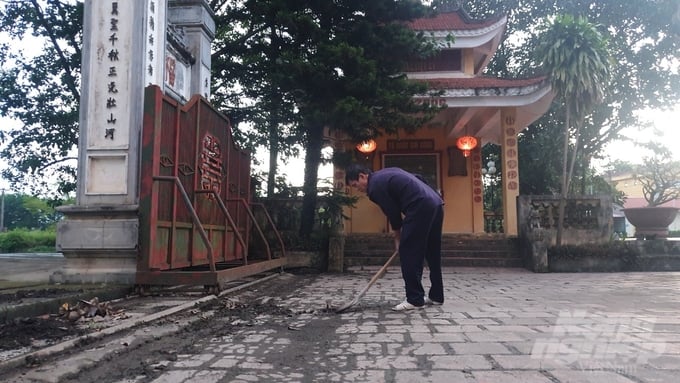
424, 297, 443, 306
391, 300, 424, 311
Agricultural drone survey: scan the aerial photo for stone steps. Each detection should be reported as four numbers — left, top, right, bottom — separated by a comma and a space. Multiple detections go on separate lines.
344, 233, 523, 268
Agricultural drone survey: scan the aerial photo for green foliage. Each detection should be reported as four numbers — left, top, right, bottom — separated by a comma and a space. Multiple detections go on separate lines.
1, 0, 676, 217
537, 15, 611, 118
317, 186, 358, 232
2, 193, 62, 230
0, 0, 82, 198
211, 0, 441, 237
535, 14, 611, 246
0, 229, 56, 253
469, 0, 679, 196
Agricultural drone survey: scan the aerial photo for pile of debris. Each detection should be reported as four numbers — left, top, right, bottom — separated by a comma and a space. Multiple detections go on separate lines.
57, 297, 120, 322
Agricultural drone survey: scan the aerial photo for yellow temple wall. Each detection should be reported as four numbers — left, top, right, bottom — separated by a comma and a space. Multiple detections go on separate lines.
342, 127, 483, 234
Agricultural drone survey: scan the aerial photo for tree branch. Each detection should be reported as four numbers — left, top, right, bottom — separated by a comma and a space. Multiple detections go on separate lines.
29, 0, 80, 101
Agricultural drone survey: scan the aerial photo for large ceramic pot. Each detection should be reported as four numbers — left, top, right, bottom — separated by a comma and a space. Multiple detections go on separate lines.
623, 206, 679, 238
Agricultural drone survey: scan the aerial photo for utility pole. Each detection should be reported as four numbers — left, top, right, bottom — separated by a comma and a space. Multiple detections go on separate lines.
0, 188, 5, 232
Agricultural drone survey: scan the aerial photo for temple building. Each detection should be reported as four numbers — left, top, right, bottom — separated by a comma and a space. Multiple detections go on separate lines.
336, 5, 554, 237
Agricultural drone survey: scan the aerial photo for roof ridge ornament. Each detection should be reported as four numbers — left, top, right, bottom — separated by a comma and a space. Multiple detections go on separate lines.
438, 1, 463, 13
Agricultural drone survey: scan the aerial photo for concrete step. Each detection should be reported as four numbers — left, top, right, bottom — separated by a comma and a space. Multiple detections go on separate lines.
343, 233, 523, 268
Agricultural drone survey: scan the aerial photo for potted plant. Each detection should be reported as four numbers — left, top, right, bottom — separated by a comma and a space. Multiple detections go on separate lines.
623, 147, 680, 238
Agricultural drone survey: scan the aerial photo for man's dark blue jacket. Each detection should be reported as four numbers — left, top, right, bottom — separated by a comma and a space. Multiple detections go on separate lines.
367, 167, 444, 231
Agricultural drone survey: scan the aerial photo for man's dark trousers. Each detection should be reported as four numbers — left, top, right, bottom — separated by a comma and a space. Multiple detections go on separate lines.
399, 203, 444, 306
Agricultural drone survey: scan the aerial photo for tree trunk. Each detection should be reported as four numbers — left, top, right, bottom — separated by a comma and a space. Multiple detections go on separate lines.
299, 126, 324, 238
266, 119, 279, 197
556, 108, 571, 246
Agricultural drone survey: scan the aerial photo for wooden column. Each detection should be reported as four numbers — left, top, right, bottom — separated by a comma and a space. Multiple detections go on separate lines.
470, 145, 485, 233
501, 108, 520, 236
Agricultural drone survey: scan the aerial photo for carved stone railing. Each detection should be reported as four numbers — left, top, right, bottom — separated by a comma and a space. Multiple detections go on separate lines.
484, 212, 504, 233
517, 195, 613, 272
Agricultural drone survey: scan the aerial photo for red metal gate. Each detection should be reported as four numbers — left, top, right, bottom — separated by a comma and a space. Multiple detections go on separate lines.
137, 86, 285, 289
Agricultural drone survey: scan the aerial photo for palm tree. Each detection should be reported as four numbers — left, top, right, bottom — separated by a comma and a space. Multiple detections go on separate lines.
536, 15, 611, 245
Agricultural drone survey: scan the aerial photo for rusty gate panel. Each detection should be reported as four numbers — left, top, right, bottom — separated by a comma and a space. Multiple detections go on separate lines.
137, 86, 284, 288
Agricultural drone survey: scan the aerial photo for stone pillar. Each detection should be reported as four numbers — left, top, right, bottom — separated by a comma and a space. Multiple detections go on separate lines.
328, 132, 347, 272
55, 0, 161, 284
168, 0, 215, 99
500, 107, 520, 236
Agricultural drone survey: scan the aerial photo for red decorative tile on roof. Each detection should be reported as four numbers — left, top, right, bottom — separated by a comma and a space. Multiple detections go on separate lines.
408, 11, 503, 31
417, 76, 548, 89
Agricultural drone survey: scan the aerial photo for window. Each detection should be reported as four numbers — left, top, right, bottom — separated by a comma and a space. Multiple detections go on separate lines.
405, 49, 462, 72
382, 153, 441, 194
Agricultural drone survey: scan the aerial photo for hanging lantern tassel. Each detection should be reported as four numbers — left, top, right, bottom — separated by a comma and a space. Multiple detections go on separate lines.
456, 135, 478, 158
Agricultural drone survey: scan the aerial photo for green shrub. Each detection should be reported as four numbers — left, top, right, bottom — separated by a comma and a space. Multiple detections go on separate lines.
0, 229, 56, 253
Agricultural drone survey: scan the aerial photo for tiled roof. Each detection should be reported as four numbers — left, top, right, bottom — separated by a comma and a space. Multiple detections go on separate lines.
417, 76, 549, 90
407, 11, 503, 31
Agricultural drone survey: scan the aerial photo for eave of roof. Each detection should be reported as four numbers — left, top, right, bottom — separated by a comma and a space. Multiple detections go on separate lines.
416, 76, 549, 90
407, 10, 504, 31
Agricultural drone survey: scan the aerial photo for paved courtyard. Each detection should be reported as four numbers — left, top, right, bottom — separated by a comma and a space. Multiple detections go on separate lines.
6, 265, 680, 383
122, 268, 680, 382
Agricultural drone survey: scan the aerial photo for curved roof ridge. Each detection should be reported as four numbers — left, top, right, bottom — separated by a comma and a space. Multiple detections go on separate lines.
416, 76, 549, 89
408, 4, 505, 31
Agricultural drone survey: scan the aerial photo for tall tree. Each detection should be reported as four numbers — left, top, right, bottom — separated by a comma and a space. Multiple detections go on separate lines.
460, 0, 679, 195
210, 1, 440, 237
0, 0, 82, 198
210, 0, 304, 197
535, 14, 611, 245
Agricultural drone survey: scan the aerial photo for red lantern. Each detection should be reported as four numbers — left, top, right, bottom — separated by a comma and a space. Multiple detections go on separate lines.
356, 139, 377, 154
456, 135, 478, 157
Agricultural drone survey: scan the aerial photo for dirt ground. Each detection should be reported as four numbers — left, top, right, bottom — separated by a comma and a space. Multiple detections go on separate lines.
3, 272, 345, 383
0, 288, 85, 304
0, 316, 87, 352
0, 288, 89, 355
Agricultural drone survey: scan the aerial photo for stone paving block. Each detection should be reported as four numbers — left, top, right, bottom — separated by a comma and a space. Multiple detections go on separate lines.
174, 353, 215, 368
456, 318, 500, 325
464, 331, 525, 342
429, 354, 492, 369
210, 356, 240, 368
410, 332, 466, 342
394, 370, 470, 383
484, 325, 538, 333
471, 370, 555, 383
149, 370, 196, 383
463, 311, 512, 319
452, 342, 513, 355
646, 354, 680, 369
503, 341, 537, 354
435, 324, 484, 333
621, 366, 680, 383
411, 343, 448, 355
385, 324, 430, 333
191, 370, 226, 383
499, 317, 553, 326
548, 369, 638, 383
491, 354, 566, 370
355, 355, 419, 370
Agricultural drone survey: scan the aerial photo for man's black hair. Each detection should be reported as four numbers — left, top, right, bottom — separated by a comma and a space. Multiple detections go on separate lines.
345, 164, 372, 184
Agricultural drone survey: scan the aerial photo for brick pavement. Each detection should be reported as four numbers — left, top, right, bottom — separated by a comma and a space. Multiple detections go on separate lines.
106, 268, 680, 383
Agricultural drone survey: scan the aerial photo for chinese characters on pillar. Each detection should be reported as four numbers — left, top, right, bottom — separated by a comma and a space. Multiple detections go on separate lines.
504, 117, 519, 191
104, 1, 121, 141
145, 0, 164, 85
472, 149, 483, 204
200, 134, 223, 199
